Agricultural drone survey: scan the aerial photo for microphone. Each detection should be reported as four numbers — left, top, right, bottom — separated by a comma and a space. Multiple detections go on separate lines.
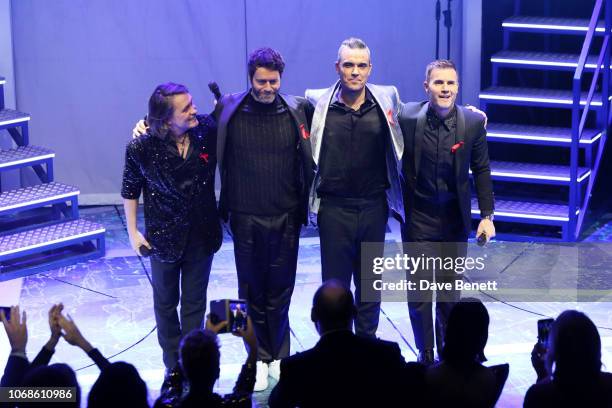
208, 82, 222, 101
477, 232, 487, 247
139, 245, 152, 257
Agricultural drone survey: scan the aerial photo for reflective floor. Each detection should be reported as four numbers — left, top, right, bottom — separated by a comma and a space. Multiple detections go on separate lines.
1, 205, 611, 407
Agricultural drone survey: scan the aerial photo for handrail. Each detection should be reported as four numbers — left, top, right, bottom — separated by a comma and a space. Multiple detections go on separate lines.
578, 36, 609, 136
575, 0, 612, 237
574, 1, 603, 83
571, 0, 609, 240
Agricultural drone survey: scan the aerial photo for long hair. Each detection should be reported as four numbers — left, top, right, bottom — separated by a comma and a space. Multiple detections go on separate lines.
147, 82, 189, 140
21, 363, 81, 407
88, 362, 148, 408
441, 298, 489, 366
547, 310, 601, 382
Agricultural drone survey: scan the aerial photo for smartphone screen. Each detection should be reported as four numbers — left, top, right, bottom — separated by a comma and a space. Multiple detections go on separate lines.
0, 306, 10, 322
229, 301, 247, 332
537, 318, 554, 347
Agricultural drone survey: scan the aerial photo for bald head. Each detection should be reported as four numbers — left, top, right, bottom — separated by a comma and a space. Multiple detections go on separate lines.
311, 280, 356, 333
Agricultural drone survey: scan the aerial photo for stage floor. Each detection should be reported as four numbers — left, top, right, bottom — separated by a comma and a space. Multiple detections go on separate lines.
1, 205, 612, 407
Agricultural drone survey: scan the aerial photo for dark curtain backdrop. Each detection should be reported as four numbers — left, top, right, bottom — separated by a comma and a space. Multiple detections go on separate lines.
10, 0, 463, 203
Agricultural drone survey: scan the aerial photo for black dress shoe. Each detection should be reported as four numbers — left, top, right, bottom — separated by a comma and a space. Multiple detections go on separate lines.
417, 349, 436, 366
160, 366, 184, 397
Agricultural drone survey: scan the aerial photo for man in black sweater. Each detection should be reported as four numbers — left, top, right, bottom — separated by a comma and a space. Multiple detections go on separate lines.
214, 48, 314, 391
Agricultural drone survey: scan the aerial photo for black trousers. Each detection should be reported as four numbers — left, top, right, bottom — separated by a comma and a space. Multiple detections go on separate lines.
318, 195, 388, 338
150, 239, 214, 370
401, 198, 467, 352
230, 211, 300, 361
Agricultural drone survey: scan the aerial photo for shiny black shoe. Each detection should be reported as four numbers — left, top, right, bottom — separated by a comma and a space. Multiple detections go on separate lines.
160, 365, 184, 399
417, 349, 436, 366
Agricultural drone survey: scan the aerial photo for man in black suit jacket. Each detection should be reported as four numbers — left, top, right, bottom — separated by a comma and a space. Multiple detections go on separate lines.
268, 280, 424, 408
214, 48, 314, 391
398, 60, 495, 365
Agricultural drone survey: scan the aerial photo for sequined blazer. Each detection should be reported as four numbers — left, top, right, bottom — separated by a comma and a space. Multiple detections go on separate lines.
121, 114, 222, 262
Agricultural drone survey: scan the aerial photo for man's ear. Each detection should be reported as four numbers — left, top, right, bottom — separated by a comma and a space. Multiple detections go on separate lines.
423, 80, 429, 94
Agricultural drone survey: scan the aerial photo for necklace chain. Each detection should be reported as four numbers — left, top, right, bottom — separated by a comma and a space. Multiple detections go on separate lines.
176, 135, 189, 158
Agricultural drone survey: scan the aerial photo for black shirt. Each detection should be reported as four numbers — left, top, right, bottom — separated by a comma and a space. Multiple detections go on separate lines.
407, 107, 464, 241
415, 107, 458, 204
225, 93, 300, 215
121, 114, 222, 262
316, 89, 389, 198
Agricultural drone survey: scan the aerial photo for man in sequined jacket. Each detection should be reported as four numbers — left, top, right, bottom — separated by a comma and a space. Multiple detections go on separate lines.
121, 82, 222, 379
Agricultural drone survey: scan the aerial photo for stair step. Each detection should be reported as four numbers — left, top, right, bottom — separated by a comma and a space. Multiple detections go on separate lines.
479, 86, 606, 108
471, 198, 574, 224
491, 50, 607, 71
486, 123, 601, 147
488, 160, 590, 184
0, 109, 30, 128
0, 182, 79, 215
0, 219, 105, 261
502, 16, 606, 35
0, 145, 55, 171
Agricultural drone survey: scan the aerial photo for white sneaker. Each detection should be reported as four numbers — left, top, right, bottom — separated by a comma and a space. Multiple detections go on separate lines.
268, 359, 281, 381
254, 361, 269, 392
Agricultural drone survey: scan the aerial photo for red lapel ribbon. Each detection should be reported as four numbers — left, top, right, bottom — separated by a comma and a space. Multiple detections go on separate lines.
387, 109, 395, 126
199, 153, 209, 163
299, 123, 310, 140
451, 141, 464, 154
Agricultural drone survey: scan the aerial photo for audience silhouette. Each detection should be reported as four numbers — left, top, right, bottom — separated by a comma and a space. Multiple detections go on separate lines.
524, 310, 612, 407
2, 298, 610, 407
424, 298, 508, 408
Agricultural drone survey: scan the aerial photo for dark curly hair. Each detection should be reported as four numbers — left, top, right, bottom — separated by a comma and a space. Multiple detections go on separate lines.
247, 47, 285, 80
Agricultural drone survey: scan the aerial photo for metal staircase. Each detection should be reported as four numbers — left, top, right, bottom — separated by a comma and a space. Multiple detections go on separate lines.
476, 0, 611, 240
0, 75, 105, 281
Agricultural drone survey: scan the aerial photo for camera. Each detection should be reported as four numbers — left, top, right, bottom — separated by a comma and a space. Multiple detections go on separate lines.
209, 299, 247, 333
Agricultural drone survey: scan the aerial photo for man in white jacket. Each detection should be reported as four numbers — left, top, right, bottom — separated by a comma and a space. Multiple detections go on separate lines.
305, 38, 404, 338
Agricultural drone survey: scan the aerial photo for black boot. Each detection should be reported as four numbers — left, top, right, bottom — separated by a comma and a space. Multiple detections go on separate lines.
159, 365, 185, 404
417, 349, 436, 366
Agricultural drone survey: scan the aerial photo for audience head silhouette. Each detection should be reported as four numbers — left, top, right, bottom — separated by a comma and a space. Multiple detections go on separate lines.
547, 310, 601, 382
311, 279, 357, 334
88, 362, 148, 408
21, 363, 81, 407
442, 297, 489, 366
179, 328, 221, 391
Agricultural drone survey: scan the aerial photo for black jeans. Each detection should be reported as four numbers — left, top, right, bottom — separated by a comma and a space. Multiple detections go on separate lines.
230, 211, 300, 361
318, 195, 388, 338
150, 238, 213, 370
